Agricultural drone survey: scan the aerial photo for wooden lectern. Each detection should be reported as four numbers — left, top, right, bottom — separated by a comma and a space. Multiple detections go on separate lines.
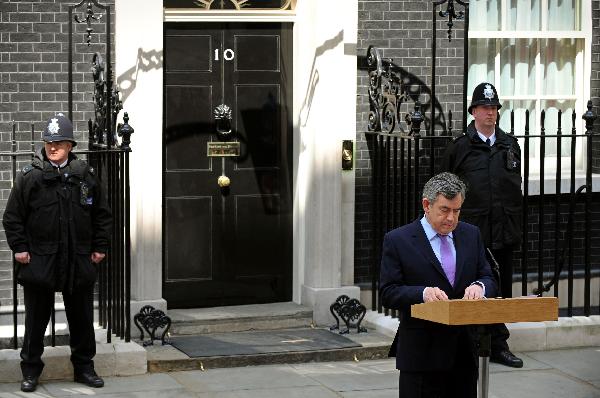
411, 297, 559, 398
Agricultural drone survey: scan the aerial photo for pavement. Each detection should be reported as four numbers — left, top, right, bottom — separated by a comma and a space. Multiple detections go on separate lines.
0, 346, 598, 398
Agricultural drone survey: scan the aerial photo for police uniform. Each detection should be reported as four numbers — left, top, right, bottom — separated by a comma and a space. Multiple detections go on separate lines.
2, 114, 111, 390
441, 83, 524, 367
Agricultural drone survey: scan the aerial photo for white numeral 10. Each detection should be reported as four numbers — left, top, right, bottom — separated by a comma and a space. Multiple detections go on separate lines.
214, 49, 235, 61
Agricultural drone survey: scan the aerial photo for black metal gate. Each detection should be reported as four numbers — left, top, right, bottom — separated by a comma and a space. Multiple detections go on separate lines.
364, 0, 599, 318
4, 0, 133, 349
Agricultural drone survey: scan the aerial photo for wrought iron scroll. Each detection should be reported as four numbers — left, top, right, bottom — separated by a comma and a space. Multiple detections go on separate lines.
366, 46, 409, 134
437, 0, 466, 41
134, 305, 172, 346
74, 1, 103, 46
90, 52, 122, 147
329, 295, 367, 334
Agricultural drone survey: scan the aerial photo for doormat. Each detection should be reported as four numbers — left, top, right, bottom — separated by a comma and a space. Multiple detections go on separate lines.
169, 328, 361, 358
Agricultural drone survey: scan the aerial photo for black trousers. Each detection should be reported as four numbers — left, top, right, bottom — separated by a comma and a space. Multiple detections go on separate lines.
488, 247, 514, 353
21, 285, 96, 377
398, 329, 478, 398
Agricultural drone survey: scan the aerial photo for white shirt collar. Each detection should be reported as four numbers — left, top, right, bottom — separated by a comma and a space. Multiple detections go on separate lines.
420, 215, 454, 241
477, 130, 496, 146
49, 159, 68, 168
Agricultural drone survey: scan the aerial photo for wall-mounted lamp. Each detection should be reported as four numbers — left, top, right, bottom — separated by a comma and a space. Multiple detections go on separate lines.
342, 140, 353, 170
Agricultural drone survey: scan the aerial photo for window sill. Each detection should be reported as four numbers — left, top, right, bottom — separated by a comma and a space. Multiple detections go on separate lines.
525, 173, 600, 195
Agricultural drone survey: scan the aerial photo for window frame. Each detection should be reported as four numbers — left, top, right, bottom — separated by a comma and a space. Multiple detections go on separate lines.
468, 0, 592, 175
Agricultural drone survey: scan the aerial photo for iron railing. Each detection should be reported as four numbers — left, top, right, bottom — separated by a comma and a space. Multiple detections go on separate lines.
366, 101, 599, 318
4, 116, 133, 350
2, 0, 133, 349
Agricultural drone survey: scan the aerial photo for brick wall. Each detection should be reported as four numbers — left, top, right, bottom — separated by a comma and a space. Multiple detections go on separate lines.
356, 0, 466, 284
592, 0, 600, 172
0, 0, 115, 306
355, 0, 600, 285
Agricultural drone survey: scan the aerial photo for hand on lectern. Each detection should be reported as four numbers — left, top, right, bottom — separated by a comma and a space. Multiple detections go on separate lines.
463, 284, 484, 300
423, 287, 449, 302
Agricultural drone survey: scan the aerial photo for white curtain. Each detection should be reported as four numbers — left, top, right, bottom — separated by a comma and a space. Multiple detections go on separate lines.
509, 0, 541, 30
499, 38, 536, 96
470, 0, 500, 30
543, 39, 576, 95
468, 39, 495, 94
548, 0, 576, 30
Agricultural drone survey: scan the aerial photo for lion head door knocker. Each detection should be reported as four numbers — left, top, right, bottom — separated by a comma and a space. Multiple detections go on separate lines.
214, 104, 233, 141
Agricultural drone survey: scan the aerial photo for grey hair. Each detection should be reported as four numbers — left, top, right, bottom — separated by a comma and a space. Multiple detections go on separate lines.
422, 172, 467, 203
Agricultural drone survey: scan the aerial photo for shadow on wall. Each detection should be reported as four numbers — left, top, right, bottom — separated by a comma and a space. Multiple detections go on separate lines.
357, 55, 448, 136
117, 48, 163, 103
298, 30, 344, 129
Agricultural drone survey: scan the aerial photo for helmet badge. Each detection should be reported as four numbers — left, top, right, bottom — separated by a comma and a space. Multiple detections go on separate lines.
483, 84, 494, 100
48, 118, 60, 135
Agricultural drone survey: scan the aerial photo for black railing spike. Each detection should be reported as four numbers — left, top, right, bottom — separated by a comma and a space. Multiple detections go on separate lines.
448, 109, 453, 137
410, 101, 424, 135
118, 112, 134, 150
510, 109, 514, 135
583, 100, 597, 132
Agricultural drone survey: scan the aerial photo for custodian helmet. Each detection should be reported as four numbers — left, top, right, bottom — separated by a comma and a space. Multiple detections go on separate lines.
468, 82, 502, 114
42, 113, 77, 147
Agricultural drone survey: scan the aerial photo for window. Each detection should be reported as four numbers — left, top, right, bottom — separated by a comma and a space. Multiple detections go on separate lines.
468, 0, 592, 173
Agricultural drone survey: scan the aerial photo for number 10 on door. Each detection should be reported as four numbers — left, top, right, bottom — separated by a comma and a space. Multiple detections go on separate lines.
215, 49, 235, 61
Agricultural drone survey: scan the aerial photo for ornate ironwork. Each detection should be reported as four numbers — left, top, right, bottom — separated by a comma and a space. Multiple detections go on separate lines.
329, 295, 367, 334
90, 52, 123, 147
74, 1, 103, 46
134, 305, 172, 346
117, 112, 134, 150
366, 46, 410, 134
436, 0, 467, 42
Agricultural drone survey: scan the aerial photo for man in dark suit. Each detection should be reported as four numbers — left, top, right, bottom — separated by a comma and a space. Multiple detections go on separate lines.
380, 172, 496, 398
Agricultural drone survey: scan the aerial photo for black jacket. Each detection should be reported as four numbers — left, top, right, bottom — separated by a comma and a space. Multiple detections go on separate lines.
380, 220, 496, 371
441, 121, 523, 249
2, 149, 112, 291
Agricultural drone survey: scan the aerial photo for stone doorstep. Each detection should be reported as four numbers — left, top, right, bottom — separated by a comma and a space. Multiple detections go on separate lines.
167, 302, 314, 335
0, 329, 147, 383
364, 310, 600, 351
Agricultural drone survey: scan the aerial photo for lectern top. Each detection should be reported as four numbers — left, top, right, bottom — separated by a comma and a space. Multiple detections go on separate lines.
410, 296, 559, 325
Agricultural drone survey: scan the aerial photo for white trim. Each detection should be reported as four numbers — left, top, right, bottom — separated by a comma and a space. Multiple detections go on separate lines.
164, 9, 296, 22
470, 31, 586, 39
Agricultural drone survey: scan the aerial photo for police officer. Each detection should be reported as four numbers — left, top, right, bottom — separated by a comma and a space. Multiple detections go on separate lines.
3, 114, 111, 392
441, 83, 524, 368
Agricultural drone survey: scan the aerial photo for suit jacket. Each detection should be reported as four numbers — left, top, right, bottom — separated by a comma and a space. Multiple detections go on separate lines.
379, 219, 496, 371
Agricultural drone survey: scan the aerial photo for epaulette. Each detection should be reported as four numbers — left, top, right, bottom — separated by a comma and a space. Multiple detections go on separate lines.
452, 133, 467, 142
505, 133, 518, 142
22, 165, 33, 175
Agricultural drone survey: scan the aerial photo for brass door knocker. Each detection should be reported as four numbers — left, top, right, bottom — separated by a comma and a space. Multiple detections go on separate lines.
214, 104, 232, 140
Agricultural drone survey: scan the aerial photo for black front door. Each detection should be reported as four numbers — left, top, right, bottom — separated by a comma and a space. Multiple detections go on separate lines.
163, 22, 293, 308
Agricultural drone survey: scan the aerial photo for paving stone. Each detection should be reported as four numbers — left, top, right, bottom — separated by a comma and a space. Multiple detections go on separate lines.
294, 361, 398, 392
43, 373, 182, 396
169, 365, 319, 392
489, 369, 600, 398
86, 389, 197, 398
341, 389, 398, 398
525, 347, 600, 382
195, 386, 341, 398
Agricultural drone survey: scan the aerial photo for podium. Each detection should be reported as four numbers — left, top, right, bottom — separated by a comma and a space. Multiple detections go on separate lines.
411, 297, 559, 398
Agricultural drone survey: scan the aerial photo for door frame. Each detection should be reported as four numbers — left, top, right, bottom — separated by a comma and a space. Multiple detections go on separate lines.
162, 10, 300, 304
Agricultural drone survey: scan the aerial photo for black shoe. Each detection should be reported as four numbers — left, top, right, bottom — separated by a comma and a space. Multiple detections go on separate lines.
74, 370, 104, 388
491, 349, 524, 368
20, 375, 39, 392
